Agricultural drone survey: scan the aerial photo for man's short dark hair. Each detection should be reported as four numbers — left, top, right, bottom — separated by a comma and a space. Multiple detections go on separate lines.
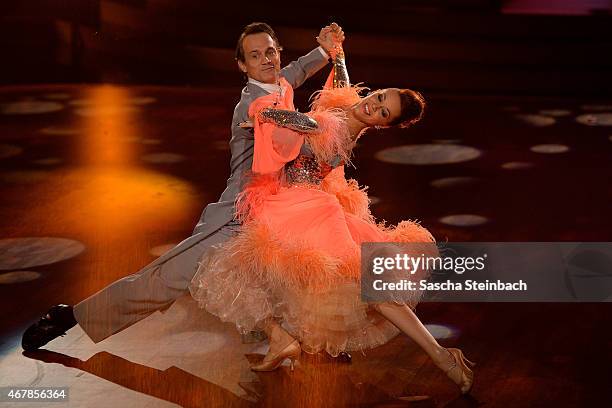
235, 22, 281, 62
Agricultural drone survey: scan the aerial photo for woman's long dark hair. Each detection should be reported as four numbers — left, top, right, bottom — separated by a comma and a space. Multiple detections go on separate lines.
392, 89, 426, 127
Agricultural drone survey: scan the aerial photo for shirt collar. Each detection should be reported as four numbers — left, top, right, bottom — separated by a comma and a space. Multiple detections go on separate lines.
248, 77, 285, 96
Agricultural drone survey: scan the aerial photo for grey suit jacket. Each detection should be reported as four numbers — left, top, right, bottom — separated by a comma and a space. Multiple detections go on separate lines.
146, 48, 329, 269
193, 47, 329, 235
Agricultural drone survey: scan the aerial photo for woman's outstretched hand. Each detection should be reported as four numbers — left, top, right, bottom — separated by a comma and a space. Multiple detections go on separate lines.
329, 22, 345, 46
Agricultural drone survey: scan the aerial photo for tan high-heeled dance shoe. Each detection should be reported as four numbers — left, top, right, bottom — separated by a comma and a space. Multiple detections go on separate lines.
251, 339, 301, 372
443, 348, 476, 394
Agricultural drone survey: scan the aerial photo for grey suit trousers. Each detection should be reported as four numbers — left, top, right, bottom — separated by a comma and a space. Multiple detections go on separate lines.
73, 223, 240, 343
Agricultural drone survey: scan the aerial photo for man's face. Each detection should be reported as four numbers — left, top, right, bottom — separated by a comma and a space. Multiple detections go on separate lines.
238, 33, 281, 84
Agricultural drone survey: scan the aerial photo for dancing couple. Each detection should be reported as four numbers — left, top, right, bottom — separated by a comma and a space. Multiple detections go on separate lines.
23, 22, 474, 394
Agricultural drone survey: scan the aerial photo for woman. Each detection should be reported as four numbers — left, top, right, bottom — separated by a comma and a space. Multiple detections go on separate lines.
190, 33, 474, 394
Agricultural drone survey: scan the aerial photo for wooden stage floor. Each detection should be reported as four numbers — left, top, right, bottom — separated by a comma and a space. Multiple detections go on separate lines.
0, 84, 611, 407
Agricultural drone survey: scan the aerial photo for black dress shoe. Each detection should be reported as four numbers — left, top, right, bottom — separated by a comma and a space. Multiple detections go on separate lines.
337, 351, 352, 363
22, 305, 77, 351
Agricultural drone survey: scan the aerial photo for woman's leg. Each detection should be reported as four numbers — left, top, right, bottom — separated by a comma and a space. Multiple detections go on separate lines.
374, 303, 446, 360
250, 319, 301, 371
263, 319, 296, 355
373, 303, 474, 393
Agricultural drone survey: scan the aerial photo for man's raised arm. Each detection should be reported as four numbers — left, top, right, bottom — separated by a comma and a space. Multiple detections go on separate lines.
280, 24, 343, 89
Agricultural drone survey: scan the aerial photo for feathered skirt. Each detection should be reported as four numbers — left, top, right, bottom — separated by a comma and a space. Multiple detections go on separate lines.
189, 169, 435, 356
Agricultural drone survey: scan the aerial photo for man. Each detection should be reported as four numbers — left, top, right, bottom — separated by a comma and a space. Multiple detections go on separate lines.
22, 22, 339, 351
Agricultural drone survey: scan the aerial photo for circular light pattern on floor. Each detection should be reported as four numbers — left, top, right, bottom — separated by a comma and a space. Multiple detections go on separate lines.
530, 144, 570, 154
539, 109, 571, 117
424, 324, 457, 339
580, 104, 612, 111
575, 113, 612, 126
514, 114, 556, 127
141, 139, 162, 145
129, 97, 156, 105
75, 106, 140, 117
0, 171, 51, 183
501, 161, 534, 170
0, 144, 23, 159
0, 271, 42, 284
42, 93, 71, 100
32, 158, 63, 166
149, 243, 178, 257
141, 153, 186, 164
375, 144, 482, 165
439, 214, 489, 227
430, 176, 478, 188
39, 126, 80, 136
1, 101, 64, 115
0, 237, 85, 270
432, 139, 462, 144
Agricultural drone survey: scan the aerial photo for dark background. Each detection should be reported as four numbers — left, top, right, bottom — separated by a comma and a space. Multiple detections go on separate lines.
1, 0, 611, 97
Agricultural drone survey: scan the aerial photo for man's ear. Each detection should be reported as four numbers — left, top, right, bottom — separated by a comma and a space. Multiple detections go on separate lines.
237, 60, 247, 73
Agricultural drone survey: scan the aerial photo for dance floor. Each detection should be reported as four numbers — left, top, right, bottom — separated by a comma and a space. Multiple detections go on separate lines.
0, 84, 611, 407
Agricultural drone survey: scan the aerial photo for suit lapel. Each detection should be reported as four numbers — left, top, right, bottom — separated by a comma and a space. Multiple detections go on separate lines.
246, 82, 270, 100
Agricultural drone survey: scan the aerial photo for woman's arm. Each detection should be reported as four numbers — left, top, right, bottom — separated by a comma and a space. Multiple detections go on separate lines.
327, 23, 349, 88
238, 108, 320, 133
258, 108, 319, 133
316, 22, 348, 89
330, 47, 350, 89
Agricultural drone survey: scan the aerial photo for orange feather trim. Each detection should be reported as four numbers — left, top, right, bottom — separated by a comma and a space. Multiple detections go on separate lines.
306, 109, 353, 165
234, 172, 281, 222
309, 84, 366, 112
321, 169, 373, 223
221, 222, 360, 293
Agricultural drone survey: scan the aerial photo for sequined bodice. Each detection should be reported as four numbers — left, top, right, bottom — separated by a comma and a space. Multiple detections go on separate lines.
285, 155, 332, 186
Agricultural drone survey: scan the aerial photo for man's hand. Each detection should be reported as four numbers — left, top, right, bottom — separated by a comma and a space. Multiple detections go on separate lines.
317, 22, 345, 55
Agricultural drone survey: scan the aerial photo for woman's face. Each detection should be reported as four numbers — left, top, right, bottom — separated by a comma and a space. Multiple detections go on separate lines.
351, 88, 401, 127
